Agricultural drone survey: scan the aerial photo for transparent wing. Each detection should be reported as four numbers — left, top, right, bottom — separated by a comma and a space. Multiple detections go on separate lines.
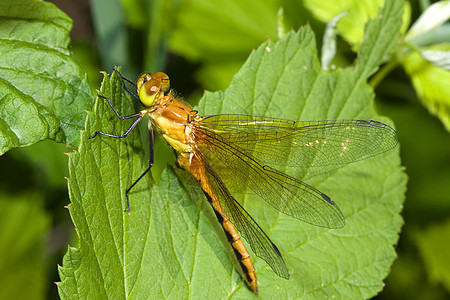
193, 121, 345, 229
198, 115, 398, 179
195, 152, 290, 279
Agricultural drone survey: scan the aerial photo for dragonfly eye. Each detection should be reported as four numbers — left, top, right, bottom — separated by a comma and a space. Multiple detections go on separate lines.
151, 72, 170, 92
138, 77, 162, 106
139, 78, 161, 106
137, 73, 152, 89
136, 72, 170, 107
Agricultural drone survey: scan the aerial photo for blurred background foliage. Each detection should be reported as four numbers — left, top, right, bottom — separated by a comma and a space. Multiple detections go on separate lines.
0, 0, 449, 299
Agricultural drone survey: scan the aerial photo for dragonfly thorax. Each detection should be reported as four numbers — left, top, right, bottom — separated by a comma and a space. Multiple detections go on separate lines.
150, 97, 195, 154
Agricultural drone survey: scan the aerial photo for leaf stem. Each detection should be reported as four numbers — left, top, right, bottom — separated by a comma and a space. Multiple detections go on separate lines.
369, 59, 399, 89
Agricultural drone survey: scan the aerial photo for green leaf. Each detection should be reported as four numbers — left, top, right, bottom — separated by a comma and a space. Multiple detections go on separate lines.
304, 0, 410, 51
119, 0, 147, 29
169, 0, 279, 90
12, 140, 69, 189
91, 0, 133, 75
0, 0, 93, 155
402, 43, 450, 132
404, 22, 450, 47
413, 219, 450, 293
144, 0, 179, 73
405, 0, 450, 43
58, 70, 147, 299
420, 49, 450, 70
168, 0, 323, 91
170, 0, 278, 61
59, 0, 405, 297
0, 193, 50, 300
276, 7, 287, 40
321, 12, 348, 70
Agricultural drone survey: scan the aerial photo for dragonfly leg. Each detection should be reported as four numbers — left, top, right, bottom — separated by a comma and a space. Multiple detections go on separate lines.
97, 94, 143, 120
124, 126, 154, 212
112, 67, 139, 100
89, 115, 144, 139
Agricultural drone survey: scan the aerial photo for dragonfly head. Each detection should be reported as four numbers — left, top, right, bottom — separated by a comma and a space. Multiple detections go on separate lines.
136, 72, 170, 107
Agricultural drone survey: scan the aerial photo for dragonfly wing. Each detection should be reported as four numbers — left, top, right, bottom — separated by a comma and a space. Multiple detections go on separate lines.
199, 115, 398, 179
194, 123, 345, 229
197, 152, 290, 279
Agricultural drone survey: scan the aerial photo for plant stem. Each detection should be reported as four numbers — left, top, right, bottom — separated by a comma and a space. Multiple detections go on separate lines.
369, 59, 399, 89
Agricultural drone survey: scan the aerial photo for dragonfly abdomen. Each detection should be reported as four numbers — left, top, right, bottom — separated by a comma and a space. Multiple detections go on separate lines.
205, 192, 258, 294
178, 153, 259, 293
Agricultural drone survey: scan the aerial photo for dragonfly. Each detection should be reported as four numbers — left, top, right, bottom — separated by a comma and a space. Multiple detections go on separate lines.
90, 68, 398, 293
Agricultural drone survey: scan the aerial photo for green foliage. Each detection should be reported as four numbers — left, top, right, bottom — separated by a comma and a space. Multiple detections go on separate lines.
0, 0, 93, 155
168, 0, 317, 91
58, 70, 148, 299
303, 0, 450, 133
58, 1, 405, 295
304, 0, 411, 50
414, 219, 450, 293
1, 0, 449, 299
91, 0, 131, 74
168, 0, 276, 91
0, 193, 49, 299
400, 0, 450, 132
402, 43, 450, 131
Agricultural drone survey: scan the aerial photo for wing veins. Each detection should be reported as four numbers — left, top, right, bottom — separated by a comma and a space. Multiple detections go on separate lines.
199, 115, 398, 179
197, 152, 290, 279
194, 126, 345, 228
